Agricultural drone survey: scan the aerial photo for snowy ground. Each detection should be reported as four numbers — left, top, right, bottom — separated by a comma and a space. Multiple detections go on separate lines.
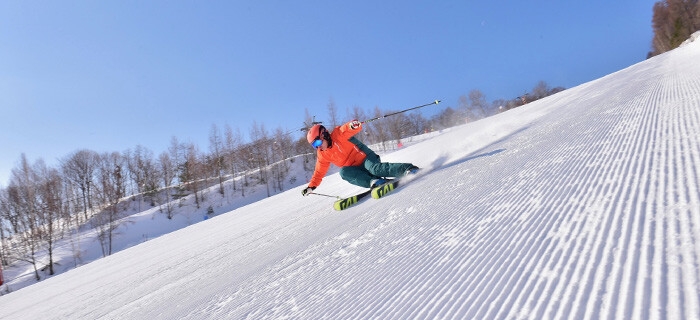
1, 34, 700, 319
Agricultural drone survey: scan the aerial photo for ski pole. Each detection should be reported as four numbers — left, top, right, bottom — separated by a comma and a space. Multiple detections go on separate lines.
309, 192, 341, 200
362, 100, 441, 124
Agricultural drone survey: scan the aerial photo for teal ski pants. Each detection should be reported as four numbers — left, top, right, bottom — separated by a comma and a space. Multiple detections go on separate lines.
340, 156, 414, 188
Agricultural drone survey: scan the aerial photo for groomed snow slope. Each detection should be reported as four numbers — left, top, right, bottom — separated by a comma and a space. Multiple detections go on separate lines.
2, 38, 700, 319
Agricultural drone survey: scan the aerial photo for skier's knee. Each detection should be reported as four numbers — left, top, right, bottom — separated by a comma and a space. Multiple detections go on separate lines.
339, 167, 352, 180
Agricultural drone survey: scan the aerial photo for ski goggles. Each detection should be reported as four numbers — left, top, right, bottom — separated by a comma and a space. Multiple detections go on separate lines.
311, 129, 329, 149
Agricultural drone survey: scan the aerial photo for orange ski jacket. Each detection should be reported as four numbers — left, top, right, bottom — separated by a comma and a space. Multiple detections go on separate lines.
308, 121, 367, 188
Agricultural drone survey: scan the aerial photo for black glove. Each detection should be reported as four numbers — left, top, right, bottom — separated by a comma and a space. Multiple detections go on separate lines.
302, 186, 316, 196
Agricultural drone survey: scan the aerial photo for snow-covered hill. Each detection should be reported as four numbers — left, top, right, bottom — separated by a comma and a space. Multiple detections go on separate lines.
2, 35, 700, 319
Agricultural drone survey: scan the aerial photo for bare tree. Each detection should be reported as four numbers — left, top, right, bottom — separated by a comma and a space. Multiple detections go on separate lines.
407, 112, 429, 136
386, 112, 410, 145
183, 143, 204, 209
168, 136, 191, 203
94, 152, 127, 257
432, 107, 462, 129
458, 95, 476, 122
127, 145, 160, 208
327, 97, 339, 129
225, 125, 244, 196
348, 105, 367, 124
158, 152, 175, 218
271, 126, 293, 191
59, 180, 83, 268
61, 149, 99, 222
209, 124, 226, 196
531, 81, 551, 100
6, 154, 43, 280
35, 163, 65, 275
369, 106, 390, 149
169, 136, 184, 186
249, 121, 272, 197
142, 148, 160, 206
468, 89, 489, 118
237, 143, 254, 194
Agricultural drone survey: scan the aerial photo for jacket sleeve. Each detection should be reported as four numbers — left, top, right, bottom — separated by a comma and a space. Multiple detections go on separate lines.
308, 157, 331, 188
336, 120, 362, 141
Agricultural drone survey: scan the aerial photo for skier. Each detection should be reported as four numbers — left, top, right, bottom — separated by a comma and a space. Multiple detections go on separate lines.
301, 119, 418, 196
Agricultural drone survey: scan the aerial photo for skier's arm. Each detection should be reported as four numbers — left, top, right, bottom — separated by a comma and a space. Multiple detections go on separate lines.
308, 159, 331, 188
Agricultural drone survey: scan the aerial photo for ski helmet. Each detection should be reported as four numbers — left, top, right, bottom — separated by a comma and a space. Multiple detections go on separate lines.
306, 124, 326, 144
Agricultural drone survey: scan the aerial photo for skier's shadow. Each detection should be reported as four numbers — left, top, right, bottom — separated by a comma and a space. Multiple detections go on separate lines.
424, 125, 529, 175
430, 148, 506, 173
374, 148, 506, 200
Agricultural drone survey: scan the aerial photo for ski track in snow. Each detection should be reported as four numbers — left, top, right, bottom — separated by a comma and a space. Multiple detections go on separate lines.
2, 36, 700, 320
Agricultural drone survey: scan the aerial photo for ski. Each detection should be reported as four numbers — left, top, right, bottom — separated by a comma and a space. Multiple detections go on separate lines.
333, 190, 372, 211
333, 171, 415, 210
371, 179, 400, 199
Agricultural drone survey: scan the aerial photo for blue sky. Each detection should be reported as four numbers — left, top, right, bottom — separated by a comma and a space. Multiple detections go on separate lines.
1, 0, 657, 186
